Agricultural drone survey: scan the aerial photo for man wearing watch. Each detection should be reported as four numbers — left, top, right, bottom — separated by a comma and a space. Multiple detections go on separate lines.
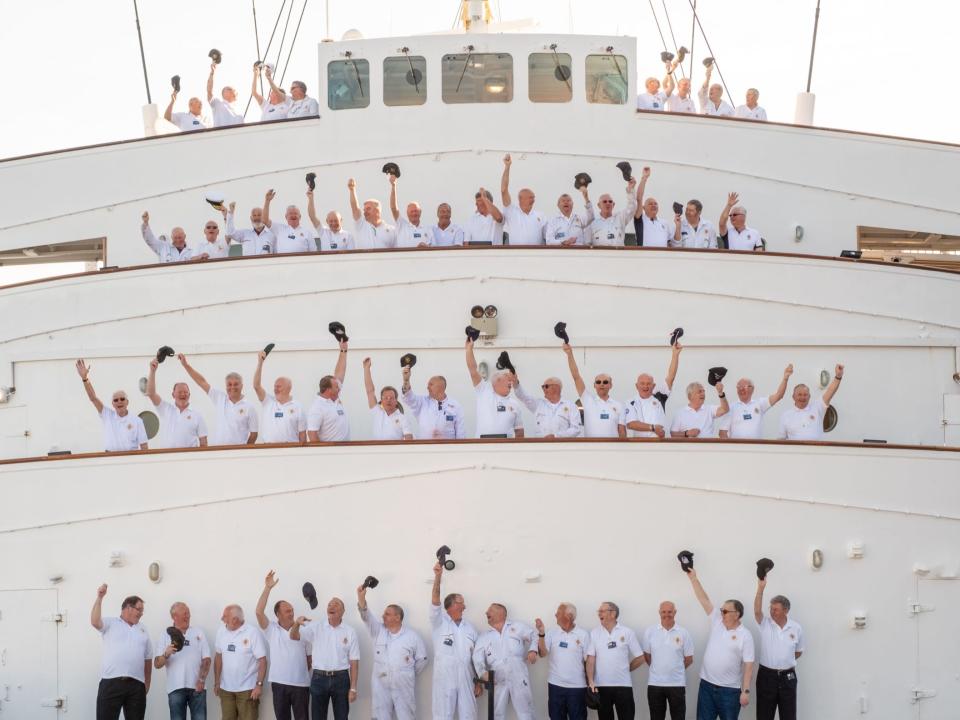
686, 568, 755, 719
670, 382, 729, 438
214, 605, 267, 720
155, 601, 211, 720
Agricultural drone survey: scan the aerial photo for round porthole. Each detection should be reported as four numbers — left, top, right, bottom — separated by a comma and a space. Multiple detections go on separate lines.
138, 410, 160, 440
823, 405, 838, 433
553, 65, 571, 82
405, 68, 423, 86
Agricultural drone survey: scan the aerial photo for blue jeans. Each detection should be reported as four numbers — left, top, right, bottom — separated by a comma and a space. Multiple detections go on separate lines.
168, 688, 207, 720
548, 683, 587, 720
696, 680, 740, 720
310, 670, 350, 720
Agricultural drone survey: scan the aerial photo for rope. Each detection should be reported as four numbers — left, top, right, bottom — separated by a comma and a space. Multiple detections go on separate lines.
661, 0, 686, 79
279, 0, 310, 86
243, 0, 289, 118
686, 0, 732, 101
273, 0, 297, 73
646, 0, 669, 52
252, 0, 264, 98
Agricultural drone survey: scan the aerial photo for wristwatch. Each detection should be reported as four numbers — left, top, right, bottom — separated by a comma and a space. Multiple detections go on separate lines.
741, 688, 750, 694
256, 681, 264, 687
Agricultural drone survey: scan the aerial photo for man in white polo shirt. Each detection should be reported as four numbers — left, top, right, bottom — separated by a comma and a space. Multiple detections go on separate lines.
585, 601, 644, 720
164, 91, 210, 131
562, 343, 625, 438
636, 76, 667, 111
286, 80, 320, 118
431, 203, 465, 246
206, 63, 244, 127
513, 374, 582, 438
430, 560, 481, 720
670, 381, 729, 438
76, 359, 148, 451
292, 595, 359, 719
544, 186, 593, 246
255, 571, 311, 720
465, 338, 525, 438
698, 65, 734, 117
348, 178, 397, 249
686, 569, 755, 719
178, 354, 258, 446
632, 167, 671, 247
501, 154, 546, 245
214, 605, 267, 720
624, 339, 683, 438
664, 76, 696, 114
754, 573, 803, 720
141, 212, 196, 263
226, 201, 276, 256
735, 89, 768, 121
586, 178, 637, 247
263, 189, 315, 254
306, 192, 354, 251
675, 200, 717, 249
642, 601, 694, 720
401, 364, 467, 439
154, 601, 212, 720
779, 364, 844, 441
718, 192, 764, 252
473, 603, 539, 720
389, 174, 433, 248
307, 339, 351, 442
536, 603, 593, 720
147, 358, 209, 448
464, 188, 505, 245
91, 584, 153, 720
719, 365, 793, 440
253, 350, 307, 443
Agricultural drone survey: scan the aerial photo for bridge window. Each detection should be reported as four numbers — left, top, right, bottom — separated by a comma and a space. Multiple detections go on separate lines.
442, 53, 513, 103
384, 55, 427, 106
585, 54, 628, 104
529, 52, 572, 103
328, 59, 370, 110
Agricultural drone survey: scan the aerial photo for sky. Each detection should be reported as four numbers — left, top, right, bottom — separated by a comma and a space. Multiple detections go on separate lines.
0, 0, 957, 161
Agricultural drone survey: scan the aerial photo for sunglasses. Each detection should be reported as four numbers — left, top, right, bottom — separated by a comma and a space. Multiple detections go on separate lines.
541, 383, 556, 390
113, 398, 127, 402
205, 225, 218, 230
720, 608, 736, 615
730, 213, 744, 217
594, 379, 610, 385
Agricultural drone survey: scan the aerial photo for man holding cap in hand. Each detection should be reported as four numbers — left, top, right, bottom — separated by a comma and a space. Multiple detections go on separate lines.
754, 571, 803, 720
401, 363, 466, 439
624, 338, 683, 438
562, 343, 625, 438
307, 338, 351, 442
291, 596, 360, 719
255, 571, 311, 720
586, 602, 644, 720
465, 337, 524, 438
670, 381, 729, 438
430, 560, 480, 720
779, 365, 844, 441
154, 601, 211, 720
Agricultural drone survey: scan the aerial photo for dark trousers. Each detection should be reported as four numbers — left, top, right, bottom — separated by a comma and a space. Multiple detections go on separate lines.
96, 677, 146, 720
310, 670, 350, 720
696, 680, 741, 720
272, 682, 310, 720
597, 686, 635, 720
168, 687, 207, 720
756, 666, 797, 720
647, 685, 686, 720
548, 683, 587, 720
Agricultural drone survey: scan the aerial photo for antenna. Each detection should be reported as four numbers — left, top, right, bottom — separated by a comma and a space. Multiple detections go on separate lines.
132, 0, 152, 104
806, 0, 822, 93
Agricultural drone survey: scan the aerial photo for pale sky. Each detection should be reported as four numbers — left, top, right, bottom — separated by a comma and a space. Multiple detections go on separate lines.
0, 0, 957, 161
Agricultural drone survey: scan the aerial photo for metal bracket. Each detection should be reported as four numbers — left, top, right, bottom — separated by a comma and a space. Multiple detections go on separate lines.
40, 696, 66, 709
40, 611, 67, 625
910, 688, 937, 703
908, 603, 935, 616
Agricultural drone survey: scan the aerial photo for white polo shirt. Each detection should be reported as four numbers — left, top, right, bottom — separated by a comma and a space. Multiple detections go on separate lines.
99, 617, 153, 681
513, 383, 581, 438
354, 218, 396, 249
588, 193, 638, 247
210, 98, 244, 127
141, 225, 195, 263
679, 219, 717, 249
100, 408, 147, 452
700, 610, 755, 689
299, 620, 359, 671
720, 397, 772, 439
402, 391, 466, 439
544, 210, 592, 246
170, 112, 210, 131
503, 204, 546, 245
463, 212, 504, 245
156, 401, 207, 448
271, 222, 315, 254
395, 218, 432, 248
724, 225, 763, 251
544, 626, 592, 688
474, 381, 523, 438
639, 214, 672, 248
779, 399, 827, 441
671, 404, 721, 438
207, 388, 258, 446
287, 96, 320, 118
666, 94, 696, 113
261, 98, 291, 121
431, 223, 464, 246
637, 91, 667, 111
307, 393, 350, 441
588, 623, 642, 687
215, 623, 267, 692
226, 214, 276, 255
735, 104, 768, 121
623, 383, 671, 437
155, 626, 211, 693
758, 615, 804, 670
265, 621, 311, 687
579, 391, 624, 438
317, 228, 354, 251
642, 623, 694, 687
698, 90, 735, 117
370, 405, 413, 440
260, 395, 306, 443
196, 238, 231, 259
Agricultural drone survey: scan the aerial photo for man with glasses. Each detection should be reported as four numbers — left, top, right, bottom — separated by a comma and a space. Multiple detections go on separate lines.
501, 154, 546, 245
430, 560, 481, 720
719, 365, 793, 440
633, 167, 672, 248
753, 571, 803, 720
466, 337, 525, 438
140, 211, 196, 263
194, 211, 232, 259
623, 339, 683, 438
177, 353, 258, 446
76, 359, 148, 452
286, 80, 320, 118
718, 193, 764, 251
545, 187, 593, 246
146, 357, 209, 449
586, 177, 637, 247
642, 602, 694, 720
674, 200, 717, 249
512, 374, 582, 438
561, 343, 626, 439
586, 602, 645, 720
91, 584, 153, 720
686, 568, 755, 719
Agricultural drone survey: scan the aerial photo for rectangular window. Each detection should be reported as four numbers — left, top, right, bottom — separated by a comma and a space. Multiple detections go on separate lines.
529, 52, 572, 103
384, 55, 427, 106
328, 59, 370, 110
442, 53, 513, 104
585, 54, 628, 104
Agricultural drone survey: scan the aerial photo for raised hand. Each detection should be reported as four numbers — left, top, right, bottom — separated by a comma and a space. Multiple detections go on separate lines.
347, 178, 356, 190
149, 358, 159, 371
142, 211, 150, 225
535, 617, 545, 633
362, 357, 371, 370
726, 191, 739, 208
228, 201, 236, 214
265, 189, 276, 202
294, 615, 312, 626
561, 343, 573, 356
97, 583, 108, 598
627, 177, 637, 192
177, 353, 188, 366
503, 153, 512, 166
835, 363, 844, 379
76, 359, 90, 380
715, 382, 724, 395
264, 570, 279, 588
433, 561, 443, 578
783, 363, 794, 379
641, 166, 651, 180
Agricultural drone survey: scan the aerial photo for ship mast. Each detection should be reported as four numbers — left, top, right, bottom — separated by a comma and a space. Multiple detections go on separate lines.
461, 0, 493, 32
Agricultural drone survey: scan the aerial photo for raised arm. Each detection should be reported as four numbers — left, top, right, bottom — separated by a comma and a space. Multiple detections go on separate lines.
141, 211, 162, 254
686, 568, 713, 615
535, 618, 547, 657
164, 92, 177, 122
562, 343, 586, 397
76, 359, 104, 413
663, 64, 675, 97
290, 615, 309, 641
477, 187, 503, 224
431, 561, 443, 607
822, 363, 844, 405
362, 357, 377, 409
255, 570, 278, 630
225, 202, 238, 240
715, 382, 730, 417
206, 63, 216, 103
334, 340, 348, 383
253, 351, 267, 403
500, 154, 513, 207
664, 340, 683, 390
698, 65, 711, 109
251, 64, 264, 106
262, 189, 276, 228
146, 358, 161, 406
388, 174, 400, 222
512, 381, 538, 413
633, 166, 650, 219
177, 353, 211, 394
768, 363, 793, 406
623, 177, 638, 220
263, 65, 286, 101
306, 190, 321, 228
348, 178, 361, 222
465, 338, 482, 386
754, 578, 766, 624
718, 192, 738, 236
90, 583, 107, 630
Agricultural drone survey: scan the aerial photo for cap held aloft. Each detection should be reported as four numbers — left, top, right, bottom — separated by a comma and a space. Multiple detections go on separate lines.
677, 549, 694, 573
302, 582, 318, 610
400, 353, 417, 368
328, 321, 349, 343
554, 321, 570, 344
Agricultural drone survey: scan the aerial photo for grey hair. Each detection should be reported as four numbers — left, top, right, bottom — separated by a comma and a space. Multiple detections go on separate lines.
364, 199, 381, 208
224, 604, 244, 620
225, 372, 242, 384
474, 189, 494, 202
686, 381, 704, 399
559, 602, 578, 619
602, 601, 620, 618
169, 601, 187, 616
731, 205, 747, 216
770, 595, 791, 611
493, 370, 512, 383
746, 87, 760, 97
285, 205, 300, 214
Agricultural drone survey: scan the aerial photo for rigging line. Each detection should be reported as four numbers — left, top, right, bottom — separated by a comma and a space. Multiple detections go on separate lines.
550, 45, 572, 93
686, 0, 732, 101
661, 0, 686, 79
274, 0, 297, 74
688, 0, 696, 78
402, 48, 421, 95
243, 0, 289, 117
131, 0, 152, 104
279, 0, 310, 86
252, 0, 264, 98
455, 50, 473, 92
646, 0, 669, 51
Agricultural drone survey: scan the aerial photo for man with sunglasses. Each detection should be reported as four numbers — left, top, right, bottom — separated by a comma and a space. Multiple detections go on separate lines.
623, 339, 683, 438
76, 359, 148, 452
91, 584, 153, 720
561, 343, 626, 439
194, 210, 232, 260
718, 193, 764, 251
686, 569, 755, 720
512, 374, 582, 438
586, 177, 637, 247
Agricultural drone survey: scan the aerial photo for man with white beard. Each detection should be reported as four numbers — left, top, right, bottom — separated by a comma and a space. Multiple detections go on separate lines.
226, 200, 276, 255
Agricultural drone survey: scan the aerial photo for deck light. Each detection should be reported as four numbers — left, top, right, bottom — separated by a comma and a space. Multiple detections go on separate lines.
148, 562, 162, 583
484, 305, 498, 318
485, 77, 507, 94
471, 305, 485, 318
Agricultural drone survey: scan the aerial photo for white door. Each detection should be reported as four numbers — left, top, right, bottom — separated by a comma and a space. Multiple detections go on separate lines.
917, 577, 960, 719
0, 406, 29, 459
0, 589, 60, 717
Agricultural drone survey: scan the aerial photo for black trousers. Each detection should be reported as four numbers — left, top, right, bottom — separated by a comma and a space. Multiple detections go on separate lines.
96, 677, 146, 720
647, 685, 686, 720
597, 686, 635, 720
756, 665, 797, 720
311, 670, 351, 720
272, 682, 310, 720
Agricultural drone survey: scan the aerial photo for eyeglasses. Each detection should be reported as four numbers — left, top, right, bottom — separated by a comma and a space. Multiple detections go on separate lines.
113, 398, 127, 402
720, 608, 735, 615
730, 213, 744, 217
541, 383, 556, 389
205, 225, 218, 230
600, 200, 614, 204
594, 379, 610, 385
